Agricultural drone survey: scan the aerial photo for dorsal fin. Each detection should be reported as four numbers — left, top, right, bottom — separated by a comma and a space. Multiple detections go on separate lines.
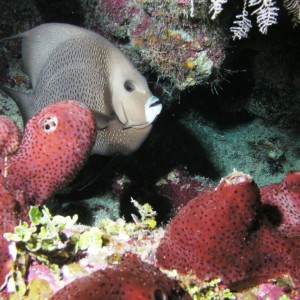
0, 34, 23, 42
2, 87, 35, 121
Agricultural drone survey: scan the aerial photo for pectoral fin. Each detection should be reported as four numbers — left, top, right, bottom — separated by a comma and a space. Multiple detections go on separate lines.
91, 110, 115, 130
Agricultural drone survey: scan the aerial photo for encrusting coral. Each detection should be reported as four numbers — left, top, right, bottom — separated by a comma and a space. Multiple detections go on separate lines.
96, 0, 226, 94
0, 100, 96, 292
156, 170, 300, 291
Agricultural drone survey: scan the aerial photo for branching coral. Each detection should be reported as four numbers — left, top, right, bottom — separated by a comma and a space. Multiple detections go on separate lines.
209, 0, 300, 39
284, 0, 300, 25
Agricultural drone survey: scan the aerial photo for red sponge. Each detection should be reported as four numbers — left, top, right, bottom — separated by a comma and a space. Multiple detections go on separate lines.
261, 171, 300, 237
156, 171, 300, 289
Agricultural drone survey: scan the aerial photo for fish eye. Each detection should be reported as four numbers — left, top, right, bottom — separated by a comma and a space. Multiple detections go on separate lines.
39, 115, 58, 133
124, 80, 135, 92
153, 289, 167, 300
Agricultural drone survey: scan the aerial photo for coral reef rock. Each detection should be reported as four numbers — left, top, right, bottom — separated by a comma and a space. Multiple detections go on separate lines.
156, 167, 212, 210
96, 0, 226, 95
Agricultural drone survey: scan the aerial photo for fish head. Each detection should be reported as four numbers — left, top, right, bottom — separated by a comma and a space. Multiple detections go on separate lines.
111, 65, 162, 129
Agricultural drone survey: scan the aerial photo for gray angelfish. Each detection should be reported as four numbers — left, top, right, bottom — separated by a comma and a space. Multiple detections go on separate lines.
1, 23, 162, 155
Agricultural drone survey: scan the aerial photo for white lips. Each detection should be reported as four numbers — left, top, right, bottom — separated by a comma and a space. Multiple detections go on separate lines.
145, 96, 162, 123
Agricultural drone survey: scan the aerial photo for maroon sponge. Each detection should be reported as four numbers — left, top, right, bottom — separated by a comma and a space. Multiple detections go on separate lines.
156, 171, 300, 290
50, 255, 191, 300
261, 171, 300, 237
0, 179, 19, 288
0, 115, 21, 157
3, 100, 96, 206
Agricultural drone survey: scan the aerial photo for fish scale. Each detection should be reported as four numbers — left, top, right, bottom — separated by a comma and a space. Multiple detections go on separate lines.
1, 23, 162, 155
36, 38, 109, 113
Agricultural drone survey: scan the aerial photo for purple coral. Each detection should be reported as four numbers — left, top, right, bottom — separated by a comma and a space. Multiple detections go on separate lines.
96, 0, 226, 95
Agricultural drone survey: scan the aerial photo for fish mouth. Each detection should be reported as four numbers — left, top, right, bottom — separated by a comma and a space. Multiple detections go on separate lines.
149, 97, 162, 108
145, 96, 162, 123
122, 96, 162, 129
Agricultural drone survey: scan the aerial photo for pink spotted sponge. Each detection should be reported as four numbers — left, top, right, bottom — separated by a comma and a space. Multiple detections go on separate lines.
0, 100, 96, 290
0, 178, 18, 290
156, 171, 300, 290
261, 171, 300, 237
0, 115, 20, 157
50, 255, 191, 300
1, 100, 97, 206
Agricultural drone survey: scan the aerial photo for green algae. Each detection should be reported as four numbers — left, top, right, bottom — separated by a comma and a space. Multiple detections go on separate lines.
77, 227, 103, 251
4, 207, 80, 297
3, 201, 158, 298
5, 207, 79, 258
26, 278, 53, 300
130, 198, 157, 230
189, 282, 236, 300
280, 296, 292, 300
177, 276, 236, 300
